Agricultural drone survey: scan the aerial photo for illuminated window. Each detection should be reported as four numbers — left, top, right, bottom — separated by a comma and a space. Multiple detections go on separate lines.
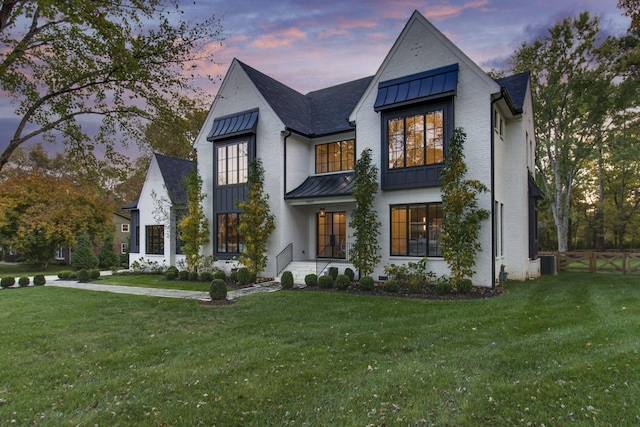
145, 225, 164, 255
217, 141, 248, 185
315, 140, 355, 173
391, 203, 442, 257
217, 213, 244, 254
387, 110, 443, 169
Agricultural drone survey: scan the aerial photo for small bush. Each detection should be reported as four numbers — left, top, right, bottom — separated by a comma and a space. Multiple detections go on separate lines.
166, 266, 178, 275
209, 279, 228, 300
89, 269, 101, 280
435, 278, 452, 295
213, 270, 227, 281
58, 271, 73, 279
77, 269, 90, 283
33, 275, 46, 286
237, 267, 252, 286
317, 275, 334, 289
407, 276, 423, 294
1, 277, 16, 288
229, 271, 238, 284
280, 271, 294, 289
18, 277, 30, 287
456, 278, 473, 295
359, 276, 375, 291
328, 267, 339, 280
188, 271, 199, 281
335, 274, 350, 290
200, 271, 213, 282
304, 274, 317, 287
68, 271, 77, 279
178, 270, 189, 281
165, 271, 177, 281
344, 267, 355, 282
383, 279, 399, 293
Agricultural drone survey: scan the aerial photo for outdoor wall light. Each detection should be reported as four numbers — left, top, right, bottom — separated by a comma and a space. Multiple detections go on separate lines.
319, 207, 325, 217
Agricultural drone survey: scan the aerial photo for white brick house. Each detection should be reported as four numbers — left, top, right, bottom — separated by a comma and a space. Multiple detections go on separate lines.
193, 10, 541, 286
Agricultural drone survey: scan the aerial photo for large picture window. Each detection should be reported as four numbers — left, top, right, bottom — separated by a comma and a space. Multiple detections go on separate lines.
217, 213, 244, 253
217, 141, 248, 185
388, 110, 443, 169
145, 225, 164, 255
391, 203, 442, 257
315, 140, 355, 173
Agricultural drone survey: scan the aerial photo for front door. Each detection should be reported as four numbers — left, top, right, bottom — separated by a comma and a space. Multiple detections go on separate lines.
317, 211, 346, 259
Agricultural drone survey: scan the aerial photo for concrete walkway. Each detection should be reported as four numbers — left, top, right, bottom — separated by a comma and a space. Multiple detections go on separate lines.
34, 271, 282, 301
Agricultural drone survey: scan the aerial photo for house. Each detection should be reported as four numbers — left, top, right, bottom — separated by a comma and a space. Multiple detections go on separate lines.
125, 153, 193, 268
112, 211, 131, 258
192, 10, 540, 287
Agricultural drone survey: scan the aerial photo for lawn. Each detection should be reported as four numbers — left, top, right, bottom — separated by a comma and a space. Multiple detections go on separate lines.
0, 262, 69, 278
97, 273, 212, 292
1, 272, 638, 425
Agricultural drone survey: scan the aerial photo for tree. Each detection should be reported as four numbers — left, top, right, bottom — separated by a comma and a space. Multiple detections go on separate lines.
440, 128, 489, 285
71, 231, 98, 270
178, 162, 209, 273
237, 159, 275, 276
348, 148, 381, 277
144, 108, 208, 160
0, 1, 222, 171
98, 228, 120, 270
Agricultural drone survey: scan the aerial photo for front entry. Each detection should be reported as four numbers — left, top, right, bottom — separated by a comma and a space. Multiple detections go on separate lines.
317, 211, 346, 259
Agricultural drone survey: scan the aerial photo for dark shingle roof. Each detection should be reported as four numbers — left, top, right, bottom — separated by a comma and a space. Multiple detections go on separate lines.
495, 71, 530, 114
238, 60, 372, 137
285, 172, 354, 199
154, 153, 193, 206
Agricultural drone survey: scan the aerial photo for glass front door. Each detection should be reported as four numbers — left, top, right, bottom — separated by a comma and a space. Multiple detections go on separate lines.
317, 211, 346, 259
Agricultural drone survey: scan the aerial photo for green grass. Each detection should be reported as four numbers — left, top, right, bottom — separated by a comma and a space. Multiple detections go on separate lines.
0, 262, 69, 277
98, 274, 211, 292
1, 272, 639, 425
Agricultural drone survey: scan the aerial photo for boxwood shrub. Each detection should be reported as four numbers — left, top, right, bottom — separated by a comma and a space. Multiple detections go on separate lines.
359, 275, 375, 291
344, 267, 355, 282
77, 269, 90, 283
1, 276, 16, 288
280, 271, 294, 289
318, 275, 334, 289
200, 271, 213, 282
304, 273, 317, 287
335, 274, 350, 290
33, 275, 46, 286
18, 277, 30, 287
383, 279, 399, 293
209, 279, 227, 300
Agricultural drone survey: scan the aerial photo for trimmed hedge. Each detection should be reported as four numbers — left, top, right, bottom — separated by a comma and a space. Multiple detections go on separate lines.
33, 275, 46, 286
359, 276, 375, 291
280, 271, 294, 289
304, 274, 317, 287
1, 276, 16, 288
317, 275, 334, 289
335, 274, 350, 290
209, 279, 227, 300
18, 276, 30, 287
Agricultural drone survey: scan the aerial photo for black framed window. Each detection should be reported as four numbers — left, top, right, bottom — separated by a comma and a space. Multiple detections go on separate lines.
390, 203, 442, 257
217, 213, 244, 254
145, 225, 164, 255
315, 140, 355, 173
217, 141, 248, 185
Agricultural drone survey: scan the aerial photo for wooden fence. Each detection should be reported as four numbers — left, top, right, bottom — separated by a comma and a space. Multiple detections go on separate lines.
539, 251, 640, 274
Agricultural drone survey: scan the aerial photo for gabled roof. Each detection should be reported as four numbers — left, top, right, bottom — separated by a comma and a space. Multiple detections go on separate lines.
238, 60, 372, 137
154, 153, 193, 206
285, 172, 354, 200
495, 71, 530, 114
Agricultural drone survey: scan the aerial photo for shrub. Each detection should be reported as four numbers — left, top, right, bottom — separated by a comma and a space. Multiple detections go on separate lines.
200, 271, 213, 282
456, 278, 473, 295
229, 270, 238, 284
18, 276, 30, 287
1, 277, 16, 288
178, 270, 189, 281
317, 275, 334, 289
328, 266, 339, 280
67, 271, 77, 279
407, 276, 423, 294
165, 271, 177, 281
71, 231, 98, 270
280, 271, 294, 289
209, 279, 227, 300
213, 270, 227, 281
359, 275, 375, 291
237, 267, 252, 286
58, 271, 73, 280
344, 267, 355, 282
382, 279, 399, 293
335, 274, 350, 290
77, 269, 90, 283
188, 271, 199, 281
304, 274, 317, 287
166, 266, 178, 275
435, 277, 453, 295
89, 269, 101, 280
33, 275, 46, 286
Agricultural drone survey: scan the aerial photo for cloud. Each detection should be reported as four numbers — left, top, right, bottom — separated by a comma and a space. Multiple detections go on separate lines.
250, 27, 307, 48
422, 0, 490, 21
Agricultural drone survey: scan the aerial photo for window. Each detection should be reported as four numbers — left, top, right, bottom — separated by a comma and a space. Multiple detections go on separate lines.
315, 140, 355, 173
388, 110, 443, 169
121, 243, 128, 254
145, 225, 164, 255
55, 246, 64, 260
217, 213, 244, 253
217, 141, 248, 185
494, 109, 504, 137
121, 223, 129, 233
391, 203, 442, 257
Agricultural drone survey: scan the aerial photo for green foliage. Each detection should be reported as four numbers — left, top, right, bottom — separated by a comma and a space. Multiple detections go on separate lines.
166, 266, 178, 275
89, 269, 101, 280
335, 274, 350, 290
229, 271, 238, 284
1, 277, 15, 288
238, 159, 275, 276
213, 270, 227, 281
317, 275, 334, 289
58, 271, 73, 280
407, 276, 424, 294
280, 271, 294, 289
344, 267, 355, 282
440, 128, 489, 283
328, 267, 339, 280
456, 278, 473, 294
33, 274, 46, 286
359, 276, 375, 291
71, 231, 98, 270
348, 148, 381, 276
98, 229, 120, 270
188, 271, 199, 281
165, 271, 177, 281
237, 267, 252, 286
304, 274, 317, 287
77, 269, 90, 283
384, 258, 433, 284
178, 270, 189, 281
209, 279, 227, 300
382, 279, 399, 293
435, 277, 453, 295
178, 163, 210, 273
200, 271, 213, 282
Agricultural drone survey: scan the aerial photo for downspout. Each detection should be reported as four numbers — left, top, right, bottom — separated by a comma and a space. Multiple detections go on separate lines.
490, 91, 504, 289
283, 129, 292, 196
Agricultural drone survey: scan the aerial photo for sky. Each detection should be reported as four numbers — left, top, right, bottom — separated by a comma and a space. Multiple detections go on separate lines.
0, 0, 631, 159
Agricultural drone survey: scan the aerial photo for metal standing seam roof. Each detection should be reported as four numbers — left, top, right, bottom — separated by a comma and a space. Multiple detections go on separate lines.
285, 172, 355, 200
207, 109, 259, 141
374, 63, 459, 111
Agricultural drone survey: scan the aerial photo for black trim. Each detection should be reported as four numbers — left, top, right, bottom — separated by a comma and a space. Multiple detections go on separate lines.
207, 109, 259, 142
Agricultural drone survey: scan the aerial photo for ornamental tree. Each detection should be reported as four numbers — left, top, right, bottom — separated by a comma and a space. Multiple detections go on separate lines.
440, 128, 489, 285
237, 159, 275, 277
178, 162, 210, 273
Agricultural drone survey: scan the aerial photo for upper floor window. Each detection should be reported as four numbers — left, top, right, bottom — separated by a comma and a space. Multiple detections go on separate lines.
217, 141, 248, 185
388, 110, 443, 169
315, 140, 355, 173
121, 223, 129, 233
145, 225, 164, 255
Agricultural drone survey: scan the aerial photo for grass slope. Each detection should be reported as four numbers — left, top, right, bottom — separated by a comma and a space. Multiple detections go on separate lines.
0, 272, 638, 425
